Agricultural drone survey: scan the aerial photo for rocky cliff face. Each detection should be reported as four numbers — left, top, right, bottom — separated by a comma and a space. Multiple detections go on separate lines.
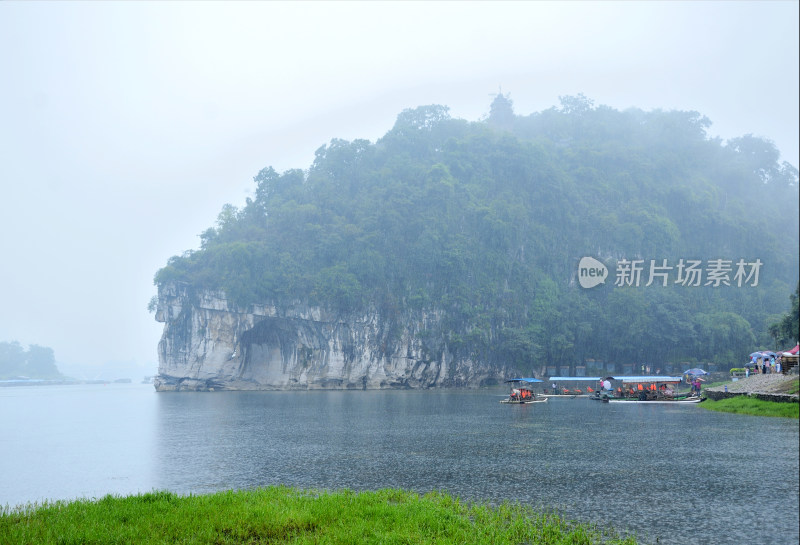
154, 283, 505, 391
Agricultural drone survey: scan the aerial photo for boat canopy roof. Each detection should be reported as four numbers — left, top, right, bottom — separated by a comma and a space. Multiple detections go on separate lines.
548, 376, 683, 383
505, 378, 543, 383
620, 376, 683, 383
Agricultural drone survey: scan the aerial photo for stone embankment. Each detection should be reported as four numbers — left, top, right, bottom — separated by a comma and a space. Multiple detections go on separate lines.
705, 373, 799, 403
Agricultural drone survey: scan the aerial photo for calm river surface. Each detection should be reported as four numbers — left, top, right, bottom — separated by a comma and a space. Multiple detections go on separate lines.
1, 383, 797, 544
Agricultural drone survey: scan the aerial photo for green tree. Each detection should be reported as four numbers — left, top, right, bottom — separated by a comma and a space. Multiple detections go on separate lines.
0, 342, 61, 379
0, 341, 26, 378
770, 282, 800, 346
25, 345, 61, 378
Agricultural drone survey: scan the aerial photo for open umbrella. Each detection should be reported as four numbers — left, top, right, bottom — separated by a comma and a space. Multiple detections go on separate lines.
749, 352, 764, 359
682, 368, 708, 376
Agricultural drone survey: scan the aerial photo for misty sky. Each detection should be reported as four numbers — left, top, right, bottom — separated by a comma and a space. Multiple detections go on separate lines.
1, 1, 797, 374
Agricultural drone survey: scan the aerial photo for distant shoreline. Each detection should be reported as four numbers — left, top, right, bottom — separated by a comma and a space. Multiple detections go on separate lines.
0, 378, 137, 387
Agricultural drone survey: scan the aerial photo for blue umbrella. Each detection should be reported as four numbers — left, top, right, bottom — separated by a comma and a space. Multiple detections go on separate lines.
683, 368, 708, 376
749, 352, 764, 359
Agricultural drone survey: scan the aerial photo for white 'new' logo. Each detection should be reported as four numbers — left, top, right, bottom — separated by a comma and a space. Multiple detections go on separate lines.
578, 257, 608, 288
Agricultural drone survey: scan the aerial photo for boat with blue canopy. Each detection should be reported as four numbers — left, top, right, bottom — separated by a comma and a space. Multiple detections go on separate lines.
500, 378, 548, 404
587, 376, 704, 403
545, 376, 603, 396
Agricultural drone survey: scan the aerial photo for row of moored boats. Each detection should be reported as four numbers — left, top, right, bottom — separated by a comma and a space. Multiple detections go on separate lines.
500, 376, 705, 405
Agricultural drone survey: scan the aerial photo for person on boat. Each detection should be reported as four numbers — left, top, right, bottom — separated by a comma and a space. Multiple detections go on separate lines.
552, 382, 557, 395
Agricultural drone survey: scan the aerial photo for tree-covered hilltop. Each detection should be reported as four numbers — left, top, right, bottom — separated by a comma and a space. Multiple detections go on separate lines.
155, 94, 799, 373
0, 341, 62, 380
770, 282, 800, 348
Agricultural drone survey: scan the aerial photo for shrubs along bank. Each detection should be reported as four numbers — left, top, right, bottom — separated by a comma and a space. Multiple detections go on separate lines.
0, 487, 638, 545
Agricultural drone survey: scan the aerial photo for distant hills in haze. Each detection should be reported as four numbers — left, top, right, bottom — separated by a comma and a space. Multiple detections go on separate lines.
0, 340, 155, 382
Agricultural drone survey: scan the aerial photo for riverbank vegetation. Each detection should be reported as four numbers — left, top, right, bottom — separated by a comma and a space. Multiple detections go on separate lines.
0, 487, 637, 544
701, 374, 799, 418
701, 396, 799, 418
153, 93, 799, 375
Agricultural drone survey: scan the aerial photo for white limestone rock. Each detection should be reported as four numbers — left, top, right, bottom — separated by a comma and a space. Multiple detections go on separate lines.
153, 282, 501, 391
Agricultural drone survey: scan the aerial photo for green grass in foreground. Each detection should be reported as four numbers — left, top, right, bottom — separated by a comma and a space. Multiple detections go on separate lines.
0, 487, 637, 545
702, 396, 799, 418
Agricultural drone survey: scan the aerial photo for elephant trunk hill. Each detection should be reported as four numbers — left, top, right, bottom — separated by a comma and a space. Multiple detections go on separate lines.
152, 96, 799, 391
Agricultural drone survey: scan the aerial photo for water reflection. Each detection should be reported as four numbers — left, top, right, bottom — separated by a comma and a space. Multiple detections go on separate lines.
154, 390, 798, 545
0, 383, 157, 506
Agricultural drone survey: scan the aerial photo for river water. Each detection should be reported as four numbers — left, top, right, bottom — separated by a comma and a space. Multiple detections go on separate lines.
1, 382, 797, 544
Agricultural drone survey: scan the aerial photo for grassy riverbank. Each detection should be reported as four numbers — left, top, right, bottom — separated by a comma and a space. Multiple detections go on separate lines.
0, 487, 637, 545
701, 375, 799, 418
701, 396, 799, 418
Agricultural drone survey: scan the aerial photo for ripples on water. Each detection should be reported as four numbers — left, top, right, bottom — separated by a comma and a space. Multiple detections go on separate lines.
1, 384, 797, 545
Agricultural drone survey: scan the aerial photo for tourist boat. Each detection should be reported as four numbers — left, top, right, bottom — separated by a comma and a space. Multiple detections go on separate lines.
542, 376, 604, 397
589, 376, 705, 403
500, 378, 548, 404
